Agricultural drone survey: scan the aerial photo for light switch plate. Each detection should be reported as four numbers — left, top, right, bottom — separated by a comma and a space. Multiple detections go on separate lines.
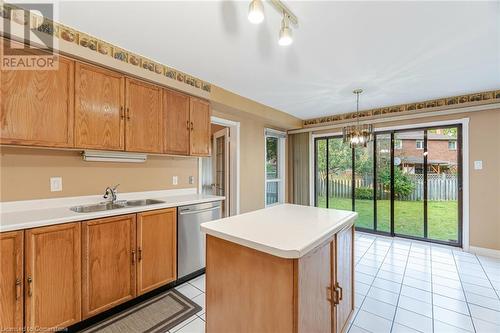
50, 177, 62, 192
474, 160, 483, 170
172, 176, 178, 185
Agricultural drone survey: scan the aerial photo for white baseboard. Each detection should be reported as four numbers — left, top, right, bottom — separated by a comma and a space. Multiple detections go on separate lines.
468, 246, 500, 259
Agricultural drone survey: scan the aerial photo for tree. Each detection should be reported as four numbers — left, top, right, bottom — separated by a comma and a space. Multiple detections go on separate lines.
378, 167, 415, 199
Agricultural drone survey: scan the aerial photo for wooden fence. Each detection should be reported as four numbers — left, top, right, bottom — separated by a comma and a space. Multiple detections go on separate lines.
317, 174, 458, 201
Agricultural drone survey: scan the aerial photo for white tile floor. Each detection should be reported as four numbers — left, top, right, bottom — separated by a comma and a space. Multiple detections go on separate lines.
171, 232, 500, 333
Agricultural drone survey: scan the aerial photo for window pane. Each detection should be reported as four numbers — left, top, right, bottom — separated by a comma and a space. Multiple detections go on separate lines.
376, 134, 391, 233
266, 181, 279, 205
266, 137, 279, 179
354, 142, 374, 230
315, 139, 327, 208
327, 138, 353, 211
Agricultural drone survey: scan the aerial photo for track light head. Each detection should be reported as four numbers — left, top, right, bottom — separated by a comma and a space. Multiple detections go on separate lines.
248, 0, 264, 24
278, 14, 293, 46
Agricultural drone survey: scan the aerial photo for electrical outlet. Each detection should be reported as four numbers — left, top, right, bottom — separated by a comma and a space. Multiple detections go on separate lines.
474, 160, 483, 170
172, 176, 178, 185
189, 176, 194, 185
50, 177, 62, 192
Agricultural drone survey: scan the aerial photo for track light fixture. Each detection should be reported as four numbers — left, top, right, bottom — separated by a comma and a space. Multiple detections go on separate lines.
278, 13, 293, 46
248, 0, 298, 46
248, 0, 264, 24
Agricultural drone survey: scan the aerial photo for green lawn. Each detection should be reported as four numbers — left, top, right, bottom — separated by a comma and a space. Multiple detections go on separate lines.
317, 197, 458, 242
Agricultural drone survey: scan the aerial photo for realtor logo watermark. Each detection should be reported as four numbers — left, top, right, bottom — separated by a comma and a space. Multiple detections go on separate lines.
1, 2, 58, 70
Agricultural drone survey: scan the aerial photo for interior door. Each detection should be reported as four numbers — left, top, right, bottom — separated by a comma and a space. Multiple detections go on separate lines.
74, 62, 125, 150
25, 223, 81, 331
213, 128, 230, 217
189, 97, 211, 156
334, 225, 354, 333
0, 38, 74, 147
0, 231, 23, 331
125, 79, 163, 153
163, 89, 190, 155
137, 208, 177, 295
82, 214, 136, 318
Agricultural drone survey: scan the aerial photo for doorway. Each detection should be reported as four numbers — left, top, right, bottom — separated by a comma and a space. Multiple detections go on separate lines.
200, 117, 240, 217
314, 124, 463, 247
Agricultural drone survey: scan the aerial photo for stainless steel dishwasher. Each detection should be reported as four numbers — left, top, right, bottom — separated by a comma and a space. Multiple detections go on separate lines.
178, 201, 221, 279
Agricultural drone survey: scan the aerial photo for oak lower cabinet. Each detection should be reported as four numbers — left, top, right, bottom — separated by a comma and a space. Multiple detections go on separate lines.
0, 231, 23, 332
0, 38, 75, 148
206, 224, 354, 333
136, 208, 177, 295
24, 223, 81, 331
82, 214, 137, 318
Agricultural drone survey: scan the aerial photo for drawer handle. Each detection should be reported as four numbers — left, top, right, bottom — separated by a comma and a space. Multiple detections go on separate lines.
27, 277, 33, 297
336, 282, 343, 301
15, 278, 21, 300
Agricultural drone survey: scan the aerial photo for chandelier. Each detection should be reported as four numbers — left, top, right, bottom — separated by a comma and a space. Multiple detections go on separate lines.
342, 89, 374, 148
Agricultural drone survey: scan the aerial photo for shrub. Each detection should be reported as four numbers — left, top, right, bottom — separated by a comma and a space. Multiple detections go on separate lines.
378, 168, 415, 199
355, 187, 373, 200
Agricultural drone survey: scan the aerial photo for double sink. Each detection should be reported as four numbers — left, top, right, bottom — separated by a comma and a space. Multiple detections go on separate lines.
70, 199, 165, 213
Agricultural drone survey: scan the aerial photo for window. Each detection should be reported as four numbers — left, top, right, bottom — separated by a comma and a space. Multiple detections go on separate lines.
265, 129, 286, 206
394, 139, 402, 149
416, 140, 424, 149
448, 140, 457, 150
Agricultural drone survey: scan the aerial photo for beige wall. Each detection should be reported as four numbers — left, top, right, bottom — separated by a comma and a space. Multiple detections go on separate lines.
312, 108, 500, 251
0, 147, 198, 201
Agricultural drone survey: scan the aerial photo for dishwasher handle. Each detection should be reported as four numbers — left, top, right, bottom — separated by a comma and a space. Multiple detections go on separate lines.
179, 206, 220, 215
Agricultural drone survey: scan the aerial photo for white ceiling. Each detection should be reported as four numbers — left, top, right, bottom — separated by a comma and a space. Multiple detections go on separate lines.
55, 1, 500, 120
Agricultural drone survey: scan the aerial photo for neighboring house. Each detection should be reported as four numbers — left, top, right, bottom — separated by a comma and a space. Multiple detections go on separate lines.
394, 132, 458, 174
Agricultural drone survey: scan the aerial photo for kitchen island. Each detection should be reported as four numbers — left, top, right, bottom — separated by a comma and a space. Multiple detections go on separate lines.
201, 204, 357, 333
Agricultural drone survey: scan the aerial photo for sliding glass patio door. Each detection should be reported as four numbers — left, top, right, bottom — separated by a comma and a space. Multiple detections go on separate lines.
314, 124, 462, 247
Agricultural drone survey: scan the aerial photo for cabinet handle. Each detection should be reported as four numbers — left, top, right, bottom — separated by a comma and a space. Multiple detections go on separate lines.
138, 247, 143, 261
190, 122, 194, 131
132, 250, 136, 264
15, 278, 21, 300
326, 286, 333, 303
126, 108, 131, 120
27, 277, 33, 297
186, 120, 190, 130
336, 282, 343, 301
120, 106, 124, 119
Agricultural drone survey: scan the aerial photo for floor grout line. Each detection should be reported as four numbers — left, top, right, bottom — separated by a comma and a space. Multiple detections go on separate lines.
451, 250, 478, 332
389, 241, 412, 333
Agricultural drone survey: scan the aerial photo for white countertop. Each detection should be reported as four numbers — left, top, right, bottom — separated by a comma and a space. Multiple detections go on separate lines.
0, 189, 224, 232
201, 204, 357, 259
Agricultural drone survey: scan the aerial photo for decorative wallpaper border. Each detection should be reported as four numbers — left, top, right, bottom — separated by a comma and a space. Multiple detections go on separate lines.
303, 90, 500, 127
0, 3, 211, 93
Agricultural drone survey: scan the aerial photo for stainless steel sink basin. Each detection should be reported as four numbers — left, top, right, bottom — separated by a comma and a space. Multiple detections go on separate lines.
124, 199, 165, 207
70, 199, 165, 213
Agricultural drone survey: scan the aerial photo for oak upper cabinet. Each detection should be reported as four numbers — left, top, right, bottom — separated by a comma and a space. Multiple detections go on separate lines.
82, 214, 137, 318
24, 223, 81, 331
163, 89, 190, 155
0, 39, 74, 147
334, 225, 354, 333
74, 63, 125, 150
0, 231, 23, 332
136, 208, 177, 295
189, 97, 211, 156
125, 79, 162, 153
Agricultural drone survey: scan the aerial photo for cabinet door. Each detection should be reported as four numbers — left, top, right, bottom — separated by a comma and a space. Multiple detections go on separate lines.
0, 40, 74, 147
334, 226, 354, 333
82, 215, 136, 318
189, 97, 211, 156
125, 79, 162, 153
137, 208, 177, 295
297, 238, 334, 333
163, 89, 190, 155
0, 231, 23, 332
25, 223, 81, 330
75, 62, 125, 150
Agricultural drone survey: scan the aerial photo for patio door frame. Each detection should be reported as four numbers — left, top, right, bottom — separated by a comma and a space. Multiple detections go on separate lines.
312, 118, 468, 249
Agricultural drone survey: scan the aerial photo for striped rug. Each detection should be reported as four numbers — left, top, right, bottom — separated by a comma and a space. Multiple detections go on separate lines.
80, 289, 202, 333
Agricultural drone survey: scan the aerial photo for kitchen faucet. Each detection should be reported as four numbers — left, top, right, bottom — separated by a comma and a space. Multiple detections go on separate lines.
103, 184, 120, 203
